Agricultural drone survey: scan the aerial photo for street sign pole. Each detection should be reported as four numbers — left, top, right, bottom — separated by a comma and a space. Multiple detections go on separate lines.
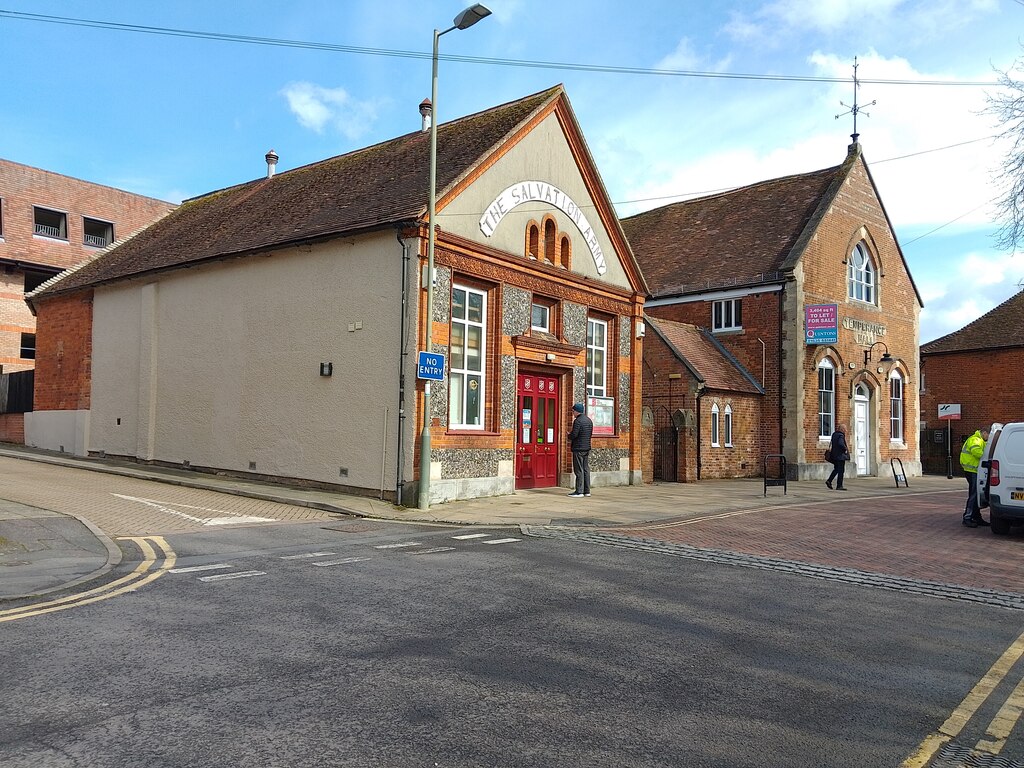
946, 421, 953, 479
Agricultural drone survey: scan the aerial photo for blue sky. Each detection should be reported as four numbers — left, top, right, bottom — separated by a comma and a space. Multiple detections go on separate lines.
1, 0, 1021, 343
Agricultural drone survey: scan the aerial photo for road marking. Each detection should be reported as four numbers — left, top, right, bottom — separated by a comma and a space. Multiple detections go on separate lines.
901, 627, 1024, 766
975, 671, 1024, 754
311, 557, 371, 567
0, 536, 176, 623
374, 542, 421, 549
170, 563, 232, 574
197, 570, 266, 582
112, 493, 277, 526
483, 538, 521, 545
280, 552, 336, 560
452, 533, 492, 540
410, 547, 455, 555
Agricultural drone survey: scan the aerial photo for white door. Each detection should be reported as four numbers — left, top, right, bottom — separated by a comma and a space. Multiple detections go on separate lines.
854, 385, 870, 475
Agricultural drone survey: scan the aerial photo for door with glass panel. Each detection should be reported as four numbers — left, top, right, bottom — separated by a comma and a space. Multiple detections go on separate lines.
515, 373, 560, 488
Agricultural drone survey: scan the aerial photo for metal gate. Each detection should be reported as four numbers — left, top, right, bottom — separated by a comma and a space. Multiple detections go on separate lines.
653, 406, 677, 481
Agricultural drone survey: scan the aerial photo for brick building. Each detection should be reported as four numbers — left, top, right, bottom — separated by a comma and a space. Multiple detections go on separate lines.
643, 316, 763, 480
623, 141, 922, 481
920, 289, 1024, 474
28, 86, 648, 503
0, 158, 174, 373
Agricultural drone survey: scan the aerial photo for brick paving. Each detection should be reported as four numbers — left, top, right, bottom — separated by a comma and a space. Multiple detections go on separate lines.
593, 489, 1024, 595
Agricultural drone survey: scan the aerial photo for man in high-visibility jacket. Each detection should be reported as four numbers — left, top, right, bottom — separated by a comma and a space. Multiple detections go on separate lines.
960, 426, 991, 528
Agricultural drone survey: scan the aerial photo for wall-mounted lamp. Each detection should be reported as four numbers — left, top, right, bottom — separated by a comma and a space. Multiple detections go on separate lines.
636, 320, 646, 338
320, 362, 333, 377
863, 341, 893, 367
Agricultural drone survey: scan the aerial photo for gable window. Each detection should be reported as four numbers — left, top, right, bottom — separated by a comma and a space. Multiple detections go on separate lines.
712, 298, 742, 331
848, 242, 876, 304
34, 207, 67, 240
890, 371, 904, 442
711, 403, 720, 447
544, 218, 557, 264
724, 404, 733, 447
559, 235, 571, 269
449, 285, 487, 429
83, 217, 114, 248
586, 317, 608, 397
818, 359, 835, 438
20, 333, 35, 360
527, 224, 539, 259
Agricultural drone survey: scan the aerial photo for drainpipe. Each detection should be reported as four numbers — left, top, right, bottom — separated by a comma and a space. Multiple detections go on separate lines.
395, 227, 411, 503
777, 285, 785, 457
695, 383, 705, 481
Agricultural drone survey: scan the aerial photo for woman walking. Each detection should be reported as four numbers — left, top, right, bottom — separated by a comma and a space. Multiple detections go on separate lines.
826, 423, 850, 491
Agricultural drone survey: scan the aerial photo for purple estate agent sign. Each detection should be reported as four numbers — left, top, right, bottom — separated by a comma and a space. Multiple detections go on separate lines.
805, 304, 838, 344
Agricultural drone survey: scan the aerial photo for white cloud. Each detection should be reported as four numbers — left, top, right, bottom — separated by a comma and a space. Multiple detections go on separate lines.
656, 38, 701, 72
280, 82, 382, 140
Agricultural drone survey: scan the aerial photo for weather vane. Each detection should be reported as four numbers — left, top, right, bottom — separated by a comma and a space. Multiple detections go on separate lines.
836, 56, 876, 145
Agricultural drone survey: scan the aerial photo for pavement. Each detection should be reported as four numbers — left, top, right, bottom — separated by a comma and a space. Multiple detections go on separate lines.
0, 442, 979, 602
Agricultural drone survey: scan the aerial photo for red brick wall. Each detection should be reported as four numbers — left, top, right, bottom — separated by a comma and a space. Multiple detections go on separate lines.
33, 291, 93, 411
0, 413, 24, 443
646, 289, 783, 465
0, 159, 173, 371
642, 325, 764, 480
920, 347, 1024, 473
796, 156, 920, 471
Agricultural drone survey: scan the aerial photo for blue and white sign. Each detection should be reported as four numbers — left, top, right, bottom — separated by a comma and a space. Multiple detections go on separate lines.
417, 351, 446, 381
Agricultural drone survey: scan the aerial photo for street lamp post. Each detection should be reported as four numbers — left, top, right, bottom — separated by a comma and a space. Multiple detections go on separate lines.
418, 4, 491, 511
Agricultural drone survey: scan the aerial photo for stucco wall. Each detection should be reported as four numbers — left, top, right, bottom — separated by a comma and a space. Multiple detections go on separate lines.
440, 113, 631, 290
89, 233, 411, 493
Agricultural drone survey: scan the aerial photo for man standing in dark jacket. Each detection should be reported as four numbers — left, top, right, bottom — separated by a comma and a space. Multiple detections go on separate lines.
567, 402, 593, 498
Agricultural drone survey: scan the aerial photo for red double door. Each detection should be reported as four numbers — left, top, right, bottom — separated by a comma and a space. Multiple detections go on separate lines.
515, 373, 560, 489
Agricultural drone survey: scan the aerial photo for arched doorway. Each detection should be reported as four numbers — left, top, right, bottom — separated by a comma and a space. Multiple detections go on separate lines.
854, 383, 871, 475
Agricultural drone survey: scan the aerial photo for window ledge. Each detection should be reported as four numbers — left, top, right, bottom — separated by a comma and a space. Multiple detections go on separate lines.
712, 327, 744, 335
445, 429, 501, 437
889, 440, 907, 449
33, 234, 69, 244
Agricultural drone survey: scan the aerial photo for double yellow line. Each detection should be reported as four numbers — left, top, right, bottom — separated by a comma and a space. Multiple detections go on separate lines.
902, 626, 1024, 765
0, 536, 176, 623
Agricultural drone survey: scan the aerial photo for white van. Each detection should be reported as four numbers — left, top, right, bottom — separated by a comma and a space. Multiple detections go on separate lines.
979, 422, 1024, 535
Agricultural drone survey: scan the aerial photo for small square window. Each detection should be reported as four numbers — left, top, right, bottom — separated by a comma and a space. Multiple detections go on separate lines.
20, 333, 36, 360
712, 298, 742, 331
83, 217, 114, 248
34, 207, 67, 240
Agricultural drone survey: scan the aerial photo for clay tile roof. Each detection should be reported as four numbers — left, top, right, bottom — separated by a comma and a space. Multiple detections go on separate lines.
922, 289, 1024, 354
647, 315, 763, 394
621, 164, 843, 297
36, 86, 562, 298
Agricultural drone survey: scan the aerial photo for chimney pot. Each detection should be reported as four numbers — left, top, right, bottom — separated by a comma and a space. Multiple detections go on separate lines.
265, 149, 279, 179
419, 99, 432, 132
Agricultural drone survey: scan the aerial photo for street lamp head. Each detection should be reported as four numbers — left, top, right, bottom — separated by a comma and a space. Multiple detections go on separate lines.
453, 3, 491, 29
864, 340, 892, 367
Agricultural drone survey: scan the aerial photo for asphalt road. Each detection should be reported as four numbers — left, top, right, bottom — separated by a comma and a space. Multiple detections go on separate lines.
3, 518, 1022, 767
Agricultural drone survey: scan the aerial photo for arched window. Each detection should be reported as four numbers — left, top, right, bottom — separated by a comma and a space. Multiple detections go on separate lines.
817, 359, 835, 438
711, 403, 720, 447
724, 404, 733, 447
848, 242, 876, 304
527, 224, 539, 259
559, 235, 571, 269
544, 219, 557, 264
890, 370, 904, 442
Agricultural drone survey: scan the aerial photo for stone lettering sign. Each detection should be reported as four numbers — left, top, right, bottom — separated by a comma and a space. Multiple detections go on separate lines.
842, 317, 887, 345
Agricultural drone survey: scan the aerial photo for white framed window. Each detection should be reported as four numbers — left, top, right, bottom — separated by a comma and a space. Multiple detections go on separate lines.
818, 359, 835, 438
712, 298, 742, 331
711, 403, 720, 447
449, 285, 487, 429
586, 317, 608, 397
847, 242, 876, 304
531, 302, 550, 333
890, 370, 904, 442
724, 404, 733, 447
